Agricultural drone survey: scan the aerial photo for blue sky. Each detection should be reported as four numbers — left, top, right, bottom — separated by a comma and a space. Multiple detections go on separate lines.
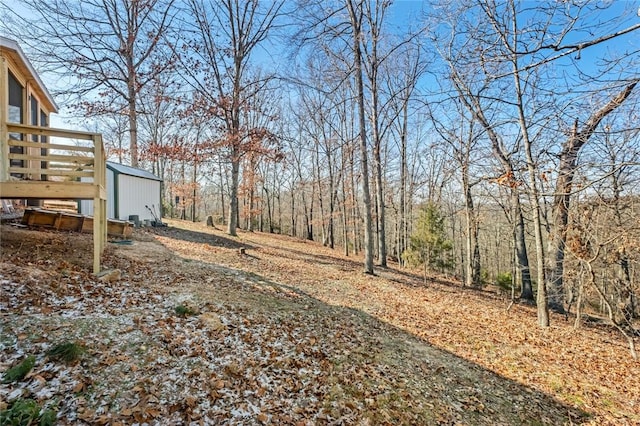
4, 0, 639, 130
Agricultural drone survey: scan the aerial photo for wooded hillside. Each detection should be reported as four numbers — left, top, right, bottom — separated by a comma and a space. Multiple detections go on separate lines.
2, 0, 638, 349
1, 222, 638, 424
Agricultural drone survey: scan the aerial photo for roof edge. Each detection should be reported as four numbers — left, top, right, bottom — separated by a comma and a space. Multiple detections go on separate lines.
106, 161, 163, 181
0, 36, 59, 113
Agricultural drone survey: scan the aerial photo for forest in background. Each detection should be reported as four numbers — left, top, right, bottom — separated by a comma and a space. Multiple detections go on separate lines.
1, 0, 639, 343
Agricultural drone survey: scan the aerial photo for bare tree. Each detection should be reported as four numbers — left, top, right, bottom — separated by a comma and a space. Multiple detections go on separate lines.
546, 83, 637, 313
177, 0, 285, 236
429, 100, 483, 287
2, 0, 177, 166
344, 0, 375, 274
386, 41, 425, 266
360, 0, 390, 267
451, 0, 640, 326
137, 73, 183, 210
429, 0, 536, 301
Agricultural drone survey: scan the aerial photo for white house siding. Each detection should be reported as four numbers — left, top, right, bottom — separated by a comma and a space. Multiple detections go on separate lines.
116, 174, 160, 221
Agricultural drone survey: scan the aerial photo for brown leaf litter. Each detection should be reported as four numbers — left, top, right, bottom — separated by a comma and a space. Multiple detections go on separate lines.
1, 220, 634, 425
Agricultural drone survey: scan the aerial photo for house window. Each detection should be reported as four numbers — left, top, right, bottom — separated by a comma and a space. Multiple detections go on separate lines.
8, 70, 24, 177
8, 70, 23, 124
40, 110, 48, 128
30, 96, 38, 139
40, 109, 48, 177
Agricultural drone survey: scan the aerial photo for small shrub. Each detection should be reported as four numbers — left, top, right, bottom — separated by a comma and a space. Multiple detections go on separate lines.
495, 272, 513, 292
403, 204, 454, 273
480, 269, 490, 287
0, 399, 56, 426
47, 342, 85, 364
1, 355, 35, 384
175, 305, 197, 317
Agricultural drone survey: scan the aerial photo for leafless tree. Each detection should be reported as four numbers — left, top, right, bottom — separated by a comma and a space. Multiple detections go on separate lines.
385, 41, 425, 266
545, 83, 637, 313
436, 0, 640, 326
429, 5, 535, 300
2, 0, 177, 166
429, 99, 484, 287
176, 0, 285, 236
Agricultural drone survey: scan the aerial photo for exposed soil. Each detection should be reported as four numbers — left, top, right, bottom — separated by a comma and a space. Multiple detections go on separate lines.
1, 218, 637, 425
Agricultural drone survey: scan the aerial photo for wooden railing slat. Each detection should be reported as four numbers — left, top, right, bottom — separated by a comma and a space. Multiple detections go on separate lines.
46, 163, 92, 170
7, 123, 98, 140
8, 139, 94, 153
8, 167, 94, 178
9, 153, 94, 164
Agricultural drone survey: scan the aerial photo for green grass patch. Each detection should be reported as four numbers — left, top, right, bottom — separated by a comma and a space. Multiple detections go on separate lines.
0, 398, 56, 426
47, 342, 86, 364
174, 305, 198, 317
1, 355, 35, 384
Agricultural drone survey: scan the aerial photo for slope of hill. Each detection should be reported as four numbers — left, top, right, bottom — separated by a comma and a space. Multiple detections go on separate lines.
0, 219, 637, 425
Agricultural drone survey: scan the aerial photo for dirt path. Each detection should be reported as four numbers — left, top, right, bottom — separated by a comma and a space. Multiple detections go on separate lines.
0, 220, 635, 424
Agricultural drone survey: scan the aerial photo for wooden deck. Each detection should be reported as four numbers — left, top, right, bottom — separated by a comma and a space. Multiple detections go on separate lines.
0, 123, 107, 273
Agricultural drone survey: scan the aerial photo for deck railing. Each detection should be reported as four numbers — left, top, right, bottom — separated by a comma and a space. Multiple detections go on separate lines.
0, 122, 107, 273
2, 123, 106, 197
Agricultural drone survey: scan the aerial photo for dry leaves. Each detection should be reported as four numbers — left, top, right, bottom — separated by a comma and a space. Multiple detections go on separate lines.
0, 222, 635, 425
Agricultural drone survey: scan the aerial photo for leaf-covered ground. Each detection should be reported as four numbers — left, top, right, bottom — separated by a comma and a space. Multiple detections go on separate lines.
0, 219, 636, 425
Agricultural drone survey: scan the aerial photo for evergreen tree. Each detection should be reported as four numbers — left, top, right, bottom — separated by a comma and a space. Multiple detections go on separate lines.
403, 204, 454, 284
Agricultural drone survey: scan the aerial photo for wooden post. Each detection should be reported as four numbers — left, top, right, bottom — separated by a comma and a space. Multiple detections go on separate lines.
97, 135, 107, 253
92, 133, 106, 274
0, 57, 8, 182
101, 199, 107, 249
93, 196, 101, 273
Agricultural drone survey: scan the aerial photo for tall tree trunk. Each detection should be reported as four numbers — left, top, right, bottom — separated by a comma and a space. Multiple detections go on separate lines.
328, 184, 335, 249
219, 162, 226, 225
513, 192, 534, 301
307, 182, 315, 240
463, 169, 481, 287
192, 158, 197, 222
290, 187, 296, 237
546, 83, 636, 313
265, 186, 274, 233
398, 100, 408, 266
347, 0, 374, 274
328, 154, 338, 249
228, 154, 240, 236
127, 80, 138, 167
373, 139, 386, 266
342, 180, 350, 256
512, 51, 549, 327
277, 190, 282, 234
350, 147, 359, 255
371, 86, 386, 266
248, 184, 255, 232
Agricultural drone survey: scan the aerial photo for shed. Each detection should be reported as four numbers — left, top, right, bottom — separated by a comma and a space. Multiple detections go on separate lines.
80, 161, 162, 222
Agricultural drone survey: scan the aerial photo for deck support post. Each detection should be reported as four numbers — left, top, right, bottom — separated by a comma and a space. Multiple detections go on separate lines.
0, 57, 8, 182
